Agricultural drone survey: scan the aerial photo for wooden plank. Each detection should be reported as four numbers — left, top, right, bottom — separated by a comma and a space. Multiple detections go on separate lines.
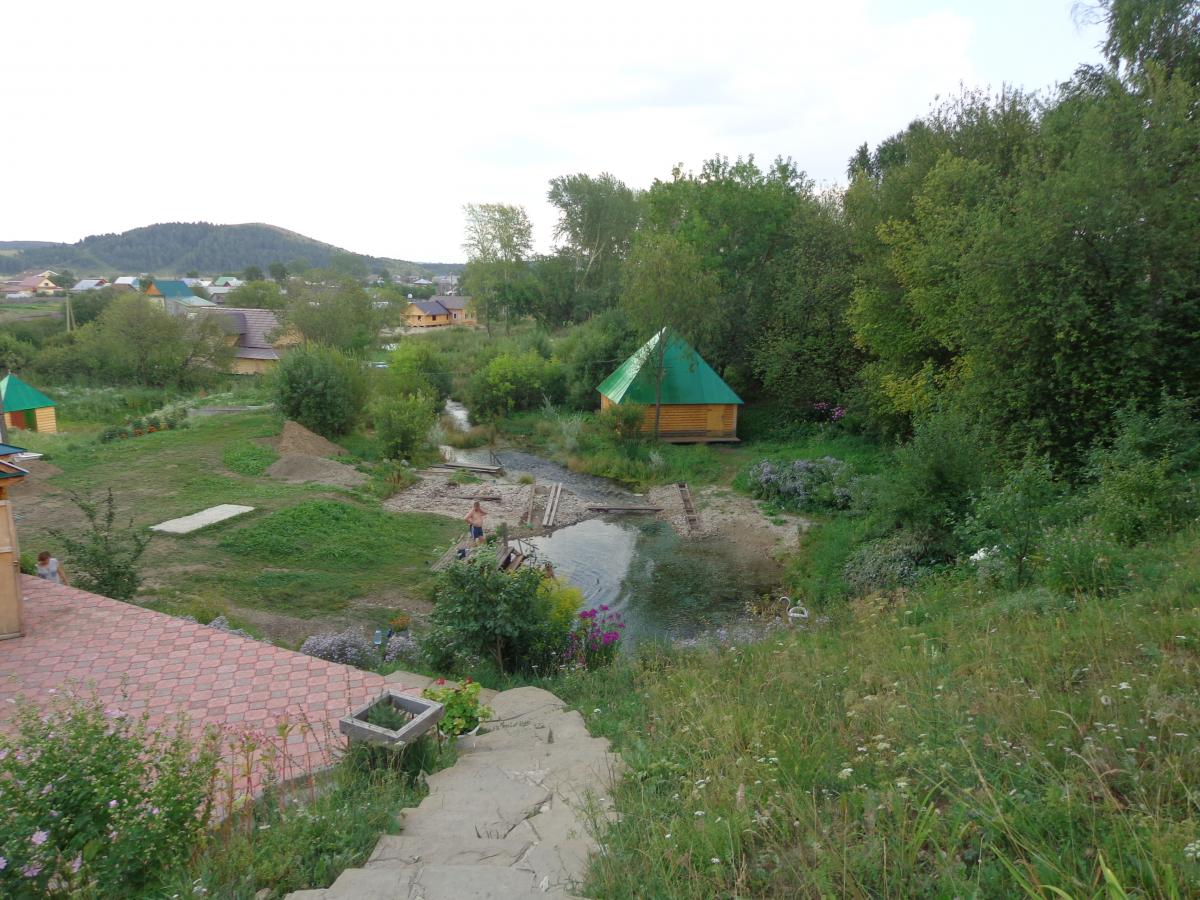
542, 482, 563, 528
430, 461, 503, 474
586, 505, 663, 513
522, 481, 538, 525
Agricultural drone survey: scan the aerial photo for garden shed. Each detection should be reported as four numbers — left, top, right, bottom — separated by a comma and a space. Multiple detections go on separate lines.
0, 374, 57, 433
598, 328, 742, 442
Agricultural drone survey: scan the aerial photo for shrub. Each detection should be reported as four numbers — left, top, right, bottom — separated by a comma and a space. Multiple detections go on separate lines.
842, 530, 930, 595
272, 346, 368, 437
422, 680, 492, 736
539, 576, 585, 628
422, 550, 569, 674
384, 632, 421, 666
745, 456, 855, 512
595, 402, 645, 445
299, 628, 376, 668
367, 461, 419, 498
372, 393, 436, 461
387, 341, 452, 403
18, 550, 36, 575
0, 691, 219, 897
48, 489, 150, 601
466, 351, 565, 420
222, 440, 279, 476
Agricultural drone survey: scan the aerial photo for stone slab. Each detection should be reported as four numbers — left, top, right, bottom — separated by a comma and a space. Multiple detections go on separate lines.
368, 835, 531, 868
150, 504, 255, 534
409, 864, 571, 899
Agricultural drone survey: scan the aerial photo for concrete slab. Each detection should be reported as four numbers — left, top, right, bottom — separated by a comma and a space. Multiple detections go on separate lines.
150, 504, 255, 534
368, 835, 531, 868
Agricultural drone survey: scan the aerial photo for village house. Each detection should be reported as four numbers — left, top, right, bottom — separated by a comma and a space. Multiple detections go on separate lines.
0, 270, 59, 296
597, 328, 743, 442
111, 275, 142, 292
403, 295, 475, 328
0, 373, 57, 433
69, 277, 109, 292
198, 306, 300, 374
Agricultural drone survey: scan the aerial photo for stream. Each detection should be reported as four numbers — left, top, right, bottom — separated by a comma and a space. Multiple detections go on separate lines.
441, 400, 780, 644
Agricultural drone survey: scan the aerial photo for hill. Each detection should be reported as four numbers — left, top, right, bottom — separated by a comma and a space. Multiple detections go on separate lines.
0, 222, 461, 276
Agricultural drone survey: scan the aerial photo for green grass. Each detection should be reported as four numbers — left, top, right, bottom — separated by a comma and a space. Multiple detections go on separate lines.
554, 530, 1200, 898
222, 440, 279, 475
19, 411, 459, 640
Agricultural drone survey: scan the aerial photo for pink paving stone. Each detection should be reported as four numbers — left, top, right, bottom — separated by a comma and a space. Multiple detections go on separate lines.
2, 578, 386, 797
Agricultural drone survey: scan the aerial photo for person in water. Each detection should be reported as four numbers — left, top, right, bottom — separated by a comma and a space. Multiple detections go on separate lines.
35, 551, 69, 585
465, 501, 487, 546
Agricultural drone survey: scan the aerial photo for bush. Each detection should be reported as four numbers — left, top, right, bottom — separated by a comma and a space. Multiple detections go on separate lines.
367, 461, 420, 498
273, 346, 368, 437
387, 341, 452, 403
842, 530, 930, 595
422, 551, 569, 674
383, 631, 421, 666
372, 393, 436, 461
0, 691, 219, 897
49, 489, 150, 601
595, 403, 645, 445
745, 456, 855, 512
422, 680, 492, 736
299, 627, 376, 668
466, 351, 565, 420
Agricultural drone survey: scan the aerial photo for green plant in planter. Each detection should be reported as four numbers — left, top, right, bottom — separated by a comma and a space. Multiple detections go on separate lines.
422, 679, 492, 736
364, 699, 414, 732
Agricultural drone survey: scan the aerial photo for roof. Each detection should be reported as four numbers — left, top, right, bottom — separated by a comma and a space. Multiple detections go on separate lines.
0, 373, 56, 412
70, 278, 106, 291
4, 577, 387, 797
201, 307, 285, 360
0, 441, 27, 456
597, 329, 743, 406
0, 459, 28, 480
213, 276, 243, 287
153, 279, 196, 301
411, 300, 449, 316
113, 276, 141, 287
435, 295, 469, 310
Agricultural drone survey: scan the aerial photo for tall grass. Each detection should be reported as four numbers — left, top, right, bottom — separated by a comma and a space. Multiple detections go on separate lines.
557, 530, 1200, 897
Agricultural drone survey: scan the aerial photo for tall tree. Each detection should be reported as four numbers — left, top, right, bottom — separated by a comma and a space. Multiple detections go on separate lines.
461, 203, 533, 334
621, 233, 719, 439
268, 261, 288, 282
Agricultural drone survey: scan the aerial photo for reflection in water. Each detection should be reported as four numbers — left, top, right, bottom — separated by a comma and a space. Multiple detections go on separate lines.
529, 518, 778, 644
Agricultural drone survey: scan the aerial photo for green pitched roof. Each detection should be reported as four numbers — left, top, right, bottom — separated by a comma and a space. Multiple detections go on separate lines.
153, 279, 195, 301
0, 374, 55, 412
597, 329, 742, 406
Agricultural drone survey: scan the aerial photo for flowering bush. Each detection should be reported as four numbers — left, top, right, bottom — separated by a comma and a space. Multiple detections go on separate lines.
422, 680, 492, 736
0, 690, 219, 897
299, 628, 375, 668
812, 401, 846, 423
563, 606, 625, 670
383, 631, 421, 666
745, 456, 856, 512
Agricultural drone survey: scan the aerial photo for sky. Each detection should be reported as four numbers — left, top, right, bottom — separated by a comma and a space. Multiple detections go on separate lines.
2, 1, 1106, 263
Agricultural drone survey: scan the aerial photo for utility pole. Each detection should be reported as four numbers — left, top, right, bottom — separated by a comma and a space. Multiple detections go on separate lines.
64, 294, 76, 332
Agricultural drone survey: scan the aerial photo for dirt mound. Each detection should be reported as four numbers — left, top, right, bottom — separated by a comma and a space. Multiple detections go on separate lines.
265, 453, 367, 487
277, 421, 346, 457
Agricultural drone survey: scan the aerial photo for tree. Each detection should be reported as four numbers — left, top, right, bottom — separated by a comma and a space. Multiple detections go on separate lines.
49, 489, 150, 601
546, 172, 641, 319
462, 203, 533, 334
0, 332, 37, 372
1095, 0, 1200, 82
227, 280, 286, 310
242, 265, 264, 282
328, 252, 368, 280
372, 393, 436, 460
272, 345, 368, 437
64, 294, 231, 386
284, 279, 380, 353
621, 233, 719, 439
268, 261, 288, 282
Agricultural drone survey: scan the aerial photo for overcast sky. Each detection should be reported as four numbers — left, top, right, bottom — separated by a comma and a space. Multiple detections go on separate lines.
3, 1, 1105, 262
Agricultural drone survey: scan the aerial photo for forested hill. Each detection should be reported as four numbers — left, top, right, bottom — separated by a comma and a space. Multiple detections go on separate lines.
0, 222, 451, 276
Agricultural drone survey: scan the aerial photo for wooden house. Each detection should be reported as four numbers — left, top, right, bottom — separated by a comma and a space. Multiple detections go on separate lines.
198, 307, 301, 375
404, 299, 452, 328
597, 329, 742, 442
0, 374, 57, 433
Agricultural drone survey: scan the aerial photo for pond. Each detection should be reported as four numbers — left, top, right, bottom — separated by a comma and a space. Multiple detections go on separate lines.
527, 517, 780, 645
441, 400, 782, 644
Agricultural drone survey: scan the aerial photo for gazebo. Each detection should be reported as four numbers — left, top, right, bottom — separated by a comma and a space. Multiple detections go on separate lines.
1, 374, 57, 433
598, 328, 742, 442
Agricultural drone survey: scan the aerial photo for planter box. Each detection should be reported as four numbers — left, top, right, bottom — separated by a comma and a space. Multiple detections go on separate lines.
340, 689, 444, 747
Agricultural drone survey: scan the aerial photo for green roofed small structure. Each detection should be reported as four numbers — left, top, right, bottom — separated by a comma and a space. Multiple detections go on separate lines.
1, 374, 57, 434
597, 328, 742, 442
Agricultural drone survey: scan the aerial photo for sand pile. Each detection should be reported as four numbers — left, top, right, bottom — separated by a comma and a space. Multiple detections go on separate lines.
265, 454, 367, 487
277, 421, 346, 457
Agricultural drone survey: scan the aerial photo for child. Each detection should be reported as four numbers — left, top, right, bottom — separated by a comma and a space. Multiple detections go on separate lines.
35, 551, 69, 586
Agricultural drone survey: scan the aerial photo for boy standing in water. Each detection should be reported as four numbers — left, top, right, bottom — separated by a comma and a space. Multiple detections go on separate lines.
465, 501, 487, 546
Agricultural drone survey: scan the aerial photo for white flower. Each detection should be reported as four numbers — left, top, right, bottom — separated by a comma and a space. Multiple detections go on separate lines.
694, 810, 705, 817
1100, 695, 1113, 706
1118, 682, 1132, 691
838, 767, 854, 780
710, 857, 721, 865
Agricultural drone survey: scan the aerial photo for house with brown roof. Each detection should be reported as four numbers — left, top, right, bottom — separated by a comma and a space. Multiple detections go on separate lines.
0, 271, 59, 296
404, 295, 475, 328
199, 306, 301, 374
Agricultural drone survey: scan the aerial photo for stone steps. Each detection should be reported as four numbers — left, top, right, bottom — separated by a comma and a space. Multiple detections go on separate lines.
284, 687, 618, 900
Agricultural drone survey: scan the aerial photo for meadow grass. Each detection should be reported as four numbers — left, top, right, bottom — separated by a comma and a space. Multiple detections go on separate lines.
555, 530, 1200, 897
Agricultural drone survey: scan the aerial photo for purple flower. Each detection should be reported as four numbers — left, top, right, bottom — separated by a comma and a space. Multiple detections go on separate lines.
21, 862, 43, 878
70, 854, 82, 874
0, 857, 6, 870
30, 830, 49, 846
108, 799, 118, 809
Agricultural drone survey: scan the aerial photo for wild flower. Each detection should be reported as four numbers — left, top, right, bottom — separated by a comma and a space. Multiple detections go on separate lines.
563, 607, 624, 671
